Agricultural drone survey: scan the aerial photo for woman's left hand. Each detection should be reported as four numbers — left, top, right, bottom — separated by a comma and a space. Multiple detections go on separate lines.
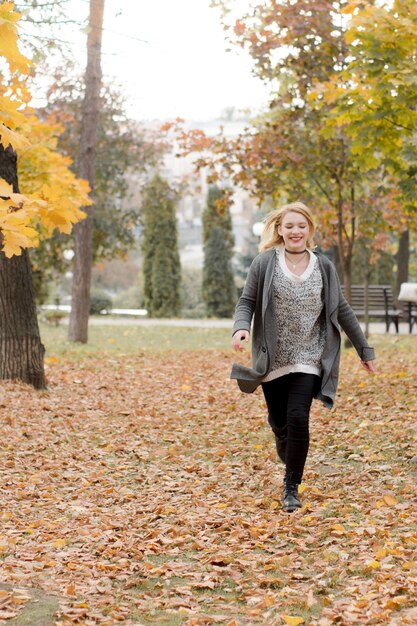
361, 359, 376, 373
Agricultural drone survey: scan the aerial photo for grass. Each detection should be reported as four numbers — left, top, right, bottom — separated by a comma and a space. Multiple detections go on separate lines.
40, 320, 232, 359
40, 319, 416, 361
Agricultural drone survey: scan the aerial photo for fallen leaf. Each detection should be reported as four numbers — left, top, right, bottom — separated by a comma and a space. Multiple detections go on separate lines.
282, 616, 304, 625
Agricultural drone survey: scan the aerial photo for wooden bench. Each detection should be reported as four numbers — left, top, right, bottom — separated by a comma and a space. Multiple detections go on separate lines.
399, 300, 417, 333
341, 284, 403, 333
398, 283, 417, 333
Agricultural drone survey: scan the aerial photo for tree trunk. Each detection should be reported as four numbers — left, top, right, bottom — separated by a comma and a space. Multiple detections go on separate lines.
336, 184, 355, 303
68, 0, 105, 343
364, 269, 370, 339
395, 229, 409, 301
0, 145, 46, 389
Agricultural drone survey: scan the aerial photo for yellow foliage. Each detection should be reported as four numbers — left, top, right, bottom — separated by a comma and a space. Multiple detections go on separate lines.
0, 4, 89, 257
0, 122, 30, 151
0, 197, 38, 257
0, 2, 32, 74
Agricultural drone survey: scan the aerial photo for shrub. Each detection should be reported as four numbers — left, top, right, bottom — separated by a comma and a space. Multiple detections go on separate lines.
89, 290, 112, 315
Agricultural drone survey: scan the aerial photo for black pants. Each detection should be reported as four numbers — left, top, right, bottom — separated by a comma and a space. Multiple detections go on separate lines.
261, 373, 320, 482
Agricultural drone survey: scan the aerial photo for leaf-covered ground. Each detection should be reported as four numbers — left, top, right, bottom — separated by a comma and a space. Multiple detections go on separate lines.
0, 333, 416, 625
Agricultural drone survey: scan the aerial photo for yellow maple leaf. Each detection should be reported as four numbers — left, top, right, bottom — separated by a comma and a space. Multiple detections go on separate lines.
331, 524, 346, 532
0, 2, 21, 24
282, 616, 305, 625
0, 124, 30, 152
0, 95, 27, 129
0, 3, 32, 74
45, 356, 60, 364
341, 0, 362, 15
0, 178, 13, 197
1, 227, 38, 257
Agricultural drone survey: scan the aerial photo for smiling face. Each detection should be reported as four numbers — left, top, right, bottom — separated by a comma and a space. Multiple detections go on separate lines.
278, 210, 310, 252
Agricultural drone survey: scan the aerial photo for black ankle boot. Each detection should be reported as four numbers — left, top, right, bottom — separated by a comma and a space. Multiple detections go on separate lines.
274, 434, 287, 464
282, 474, 302, 512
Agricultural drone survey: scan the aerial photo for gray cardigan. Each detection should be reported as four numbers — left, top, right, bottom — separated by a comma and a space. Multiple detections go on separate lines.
231, 249, 375, 408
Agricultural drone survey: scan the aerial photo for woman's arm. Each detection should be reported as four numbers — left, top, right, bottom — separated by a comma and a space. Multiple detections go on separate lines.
337, 285, 376, 365
232, 256, 260, 337
232, 329, 250, 351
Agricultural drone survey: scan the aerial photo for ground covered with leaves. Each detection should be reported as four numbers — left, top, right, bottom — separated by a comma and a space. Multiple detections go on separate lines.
0, 331, 416, 625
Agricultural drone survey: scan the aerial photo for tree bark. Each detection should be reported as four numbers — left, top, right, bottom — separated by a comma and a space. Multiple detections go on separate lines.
336, 183, 355, 303
364, 268, 370, 339
395, 229, 409, 300
0, 145, 46, 389
68, 0, 105, 343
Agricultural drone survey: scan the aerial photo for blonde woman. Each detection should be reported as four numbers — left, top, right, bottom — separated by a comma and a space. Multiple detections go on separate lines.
231, 202, 376, 512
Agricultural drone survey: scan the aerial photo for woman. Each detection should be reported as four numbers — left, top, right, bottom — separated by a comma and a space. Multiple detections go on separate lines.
231, 202, 376, 512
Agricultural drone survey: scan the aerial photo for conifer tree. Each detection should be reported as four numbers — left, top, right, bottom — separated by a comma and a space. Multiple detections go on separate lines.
142, 174, 181, 317
202, 185, 234, 251
202, 226, 236, 318
202, 185, 235, 317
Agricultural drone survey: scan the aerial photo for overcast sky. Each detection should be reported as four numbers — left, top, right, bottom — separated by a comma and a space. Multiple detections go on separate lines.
69, 0, 270, 121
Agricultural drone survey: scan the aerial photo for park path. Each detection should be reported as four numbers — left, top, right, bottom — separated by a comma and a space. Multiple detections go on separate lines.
84, 316, 415, 335
0, 346, 416, 624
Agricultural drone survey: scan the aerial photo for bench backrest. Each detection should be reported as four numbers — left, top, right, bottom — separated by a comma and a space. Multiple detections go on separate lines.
341, 284, 394, 311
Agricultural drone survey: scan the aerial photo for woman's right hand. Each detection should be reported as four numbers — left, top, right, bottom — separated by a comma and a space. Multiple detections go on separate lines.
232, 330, 250, 351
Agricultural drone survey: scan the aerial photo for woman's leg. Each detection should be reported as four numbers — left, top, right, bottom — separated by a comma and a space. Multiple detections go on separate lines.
282, 373, 320, 511
261, 377, 290, 462
284, 373, 320, 482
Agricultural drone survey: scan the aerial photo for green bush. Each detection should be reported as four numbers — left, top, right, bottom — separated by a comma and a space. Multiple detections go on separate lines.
43, 310, 67, 326
89, 290, 112, 315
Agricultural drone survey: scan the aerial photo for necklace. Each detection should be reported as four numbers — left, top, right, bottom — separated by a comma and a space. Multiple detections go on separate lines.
284, 248, 307, 255
285, 250, 308, 270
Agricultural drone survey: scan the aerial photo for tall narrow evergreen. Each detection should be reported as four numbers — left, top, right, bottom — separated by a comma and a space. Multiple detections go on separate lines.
203, 227, 236, 318
202, 185, 236, 317
142, 174, 181, 317
202, 185, 234, 251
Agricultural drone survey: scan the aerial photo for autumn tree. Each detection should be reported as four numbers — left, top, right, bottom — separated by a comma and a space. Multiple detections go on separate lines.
201, 185, 235, 317
28, 68, 165, 302
319, 0, 417, 295
68, 0, 105, 343
0, 3, 89, 387
169, 1, 409, 301
141, 174, 181, 318
225, 0, 417, 295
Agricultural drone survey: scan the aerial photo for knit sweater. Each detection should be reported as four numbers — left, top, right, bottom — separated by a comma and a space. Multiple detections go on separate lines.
230, 249, 375, 408
262, 248, 326, 382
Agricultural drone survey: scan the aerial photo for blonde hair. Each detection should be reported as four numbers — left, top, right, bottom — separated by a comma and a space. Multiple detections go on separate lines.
259, 201, 316, 252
